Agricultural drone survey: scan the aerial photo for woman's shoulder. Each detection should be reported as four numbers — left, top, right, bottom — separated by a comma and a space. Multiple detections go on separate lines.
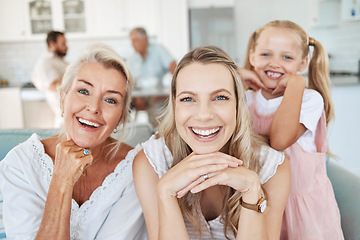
140, 135, 173, 178
258, 145, 285, 184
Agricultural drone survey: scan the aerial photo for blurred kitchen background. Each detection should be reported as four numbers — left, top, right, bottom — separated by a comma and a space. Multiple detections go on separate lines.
0, 0, 359, 175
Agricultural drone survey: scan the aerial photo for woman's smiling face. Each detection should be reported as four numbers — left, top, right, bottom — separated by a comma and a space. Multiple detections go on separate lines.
62, 62, 127, 148
174, 62, 237, 154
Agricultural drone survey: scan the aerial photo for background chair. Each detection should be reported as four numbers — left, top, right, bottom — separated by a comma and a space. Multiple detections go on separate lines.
326, 159, 360, 240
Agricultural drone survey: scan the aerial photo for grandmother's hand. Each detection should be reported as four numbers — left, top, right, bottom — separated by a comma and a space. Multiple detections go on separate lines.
52, 138, 93, 187
157, 152, 243, 199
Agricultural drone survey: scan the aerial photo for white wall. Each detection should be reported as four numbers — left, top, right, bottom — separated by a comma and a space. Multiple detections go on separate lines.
328, 84, 360, 175
309, 21, 360, 73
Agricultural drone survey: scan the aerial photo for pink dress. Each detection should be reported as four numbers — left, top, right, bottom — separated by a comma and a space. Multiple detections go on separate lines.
248, 92, 344, 240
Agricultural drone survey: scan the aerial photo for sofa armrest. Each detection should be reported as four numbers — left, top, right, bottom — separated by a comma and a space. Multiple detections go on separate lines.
327, 159, 360, 240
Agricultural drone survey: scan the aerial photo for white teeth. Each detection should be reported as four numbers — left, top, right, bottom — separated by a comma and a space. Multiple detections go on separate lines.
267, 72, 281, 78
78, 118, 100, 127
192, 127, 220, 136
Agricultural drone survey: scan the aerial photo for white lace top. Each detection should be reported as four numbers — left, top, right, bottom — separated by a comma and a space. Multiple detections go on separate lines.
0, 134, 147, 240
141, 135, 285, 239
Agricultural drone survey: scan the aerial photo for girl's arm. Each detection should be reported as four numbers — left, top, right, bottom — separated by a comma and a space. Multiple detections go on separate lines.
270, 75, 307, 150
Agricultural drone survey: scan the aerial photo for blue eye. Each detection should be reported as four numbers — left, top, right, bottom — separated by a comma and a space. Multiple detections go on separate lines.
284, 56, 292, 60
216, 95, 229, 100
106, 98, 117, 104
78, 89, 89, 95
180, 97, 193, 102
261, 53, 269, 57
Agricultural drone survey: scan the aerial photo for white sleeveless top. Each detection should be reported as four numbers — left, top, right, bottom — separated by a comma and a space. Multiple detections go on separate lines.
141, 135, 285, 239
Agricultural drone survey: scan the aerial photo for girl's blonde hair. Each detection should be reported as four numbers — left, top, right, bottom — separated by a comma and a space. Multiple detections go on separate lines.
157, 46, 267, 238
244, 20, 334, 125
59, 43, 134, 159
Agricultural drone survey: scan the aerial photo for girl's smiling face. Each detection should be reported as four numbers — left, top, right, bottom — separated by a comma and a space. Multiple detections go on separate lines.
250, 27, 308, 91
174, 62, 237, 154
62, 62, 127, 148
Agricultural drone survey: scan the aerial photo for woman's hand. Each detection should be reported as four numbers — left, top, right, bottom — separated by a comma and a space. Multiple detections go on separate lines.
53, 138, 94, 187
157, 152, 242, 199
238, 68, 271, 92
188, 164, 262, 200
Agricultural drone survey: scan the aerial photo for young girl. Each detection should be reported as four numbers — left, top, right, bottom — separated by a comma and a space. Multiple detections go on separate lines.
239, 20, 344, 239
133, 46, 291, 240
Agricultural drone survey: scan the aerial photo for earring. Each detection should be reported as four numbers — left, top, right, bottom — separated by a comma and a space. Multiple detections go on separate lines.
113, 127, 118, 134
61, 112, 64, 117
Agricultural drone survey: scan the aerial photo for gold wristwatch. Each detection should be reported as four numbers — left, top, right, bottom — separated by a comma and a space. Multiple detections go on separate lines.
240, 196, 267, 213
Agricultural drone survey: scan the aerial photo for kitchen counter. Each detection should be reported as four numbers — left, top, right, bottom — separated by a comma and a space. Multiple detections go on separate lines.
330, 75, 360, 86
21, 87, 46, 101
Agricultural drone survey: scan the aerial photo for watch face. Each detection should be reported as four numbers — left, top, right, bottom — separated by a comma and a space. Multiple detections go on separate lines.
260, 199, 267, 213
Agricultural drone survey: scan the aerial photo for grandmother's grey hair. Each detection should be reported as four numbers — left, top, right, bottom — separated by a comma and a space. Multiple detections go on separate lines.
59, 43, 134, 157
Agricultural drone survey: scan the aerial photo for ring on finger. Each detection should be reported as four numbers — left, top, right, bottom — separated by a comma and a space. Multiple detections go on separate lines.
202, 174, 209, 181
83, 149, 90, 156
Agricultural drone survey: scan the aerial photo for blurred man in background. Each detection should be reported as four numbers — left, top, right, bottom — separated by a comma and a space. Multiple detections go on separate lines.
32, 30, 68, 128
127, 27, 176, 127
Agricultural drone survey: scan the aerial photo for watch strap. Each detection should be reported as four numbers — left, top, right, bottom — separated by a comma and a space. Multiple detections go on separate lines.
239, 196, 265, 213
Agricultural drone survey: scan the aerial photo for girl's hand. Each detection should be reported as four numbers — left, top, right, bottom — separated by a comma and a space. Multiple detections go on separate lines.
272, 74, 306, 96
157, 152, 242, 199
238, 68, 271, 92
53, 138, 93, 187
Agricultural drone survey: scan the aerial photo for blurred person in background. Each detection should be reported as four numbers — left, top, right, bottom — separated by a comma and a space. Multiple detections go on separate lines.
32, 30, 68, 128
127, 27, 176, 127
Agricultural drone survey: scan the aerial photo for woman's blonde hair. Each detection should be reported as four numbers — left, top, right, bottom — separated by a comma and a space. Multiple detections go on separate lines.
59, 43, 134, 159
157, 46, 267, 238
244, 20, 334, 125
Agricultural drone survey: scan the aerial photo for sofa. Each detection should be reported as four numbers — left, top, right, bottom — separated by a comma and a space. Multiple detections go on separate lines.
0, 126, 359, 239
0, 123, 154, 239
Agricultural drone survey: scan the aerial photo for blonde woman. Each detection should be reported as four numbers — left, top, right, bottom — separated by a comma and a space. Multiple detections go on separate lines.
133, 46, 290, 240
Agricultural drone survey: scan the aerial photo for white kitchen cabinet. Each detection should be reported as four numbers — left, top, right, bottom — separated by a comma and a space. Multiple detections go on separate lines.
0, 0, 86, 42
85, 0, 160, 37
342, 0, 360, 21
28, 0, 86, 34
317, 0, 341, 27
0, 0, 28, 41
121, 0, 161, 37
85, 0, 126, 36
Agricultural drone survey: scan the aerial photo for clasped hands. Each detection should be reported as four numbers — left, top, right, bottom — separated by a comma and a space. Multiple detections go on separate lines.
158, 152, 261, 199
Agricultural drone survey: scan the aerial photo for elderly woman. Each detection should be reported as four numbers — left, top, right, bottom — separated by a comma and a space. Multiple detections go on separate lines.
0, 44, 147, 239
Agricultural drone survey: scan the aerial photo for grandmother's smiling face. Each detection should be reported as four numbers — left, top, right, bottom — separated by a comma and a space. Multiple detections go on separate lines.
62, 62, 127, 148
